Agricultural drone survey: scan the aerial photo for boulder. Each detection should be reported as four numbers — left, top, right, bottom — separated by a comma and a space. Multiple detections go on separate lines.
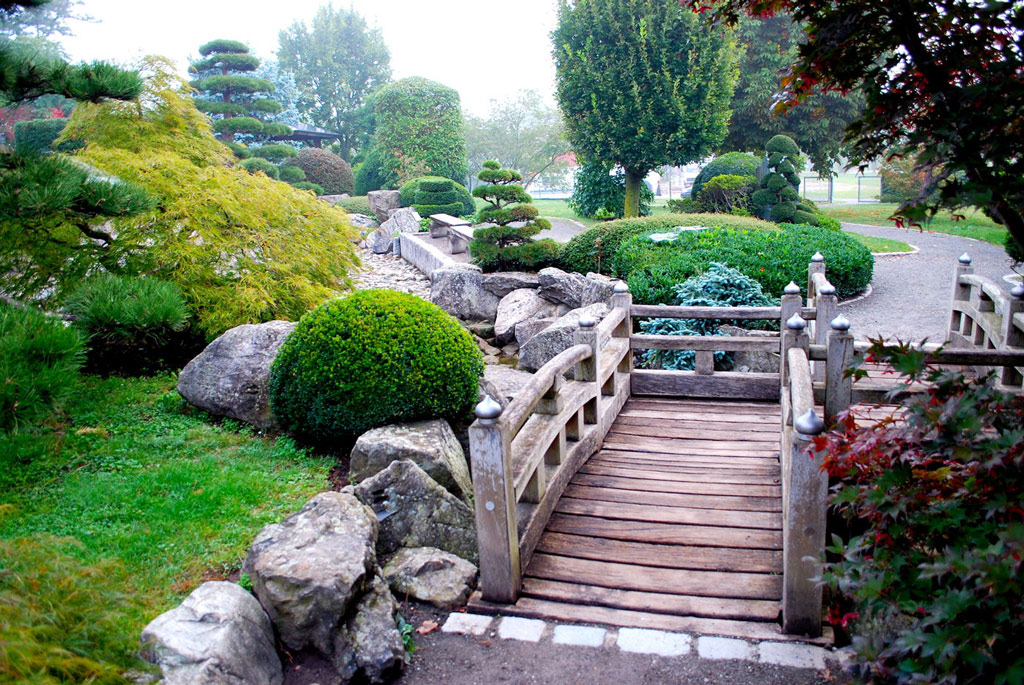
349, 420, 472, 501
177, 320, 296, 431
332, 576, 407, 683
518, 303, 610, 373
368, 228, 394, 254
348, 460, 477, 563
494, 288, 562, 345
483, 365, 534, 406
383, 547, 478, 609
430, 266, 501, 322
140, 581, 282, 685
367, 190, 401, 222
467, 321, 495, 339
719, 325, 780, 373
242, 492, 378, 654
346, 213, 378, 231
380, 207, 421, 235
515, 317, 557, 347
481, 272, 542, 298
319, 194, 350, 205
537, 267, 589, 308
478, 375, 509, 411
581, 272, 619, 307
477, 336, 502, 357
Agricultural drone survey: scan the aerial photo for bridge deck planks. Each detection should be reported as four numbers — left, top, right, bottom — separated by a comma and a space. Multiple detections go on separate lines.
468, 396, 790, 638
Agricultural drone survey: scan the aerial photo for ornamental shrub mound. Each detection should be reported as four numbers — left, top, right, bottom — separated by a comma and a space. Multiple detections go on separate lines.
751, 134, 818, 224
269, 290, 484, 440
412, 178, 463, 216
695, 174, 756, 214
399, 175, 474, 215
294, 148, 354, 195
691, 152, 760, 199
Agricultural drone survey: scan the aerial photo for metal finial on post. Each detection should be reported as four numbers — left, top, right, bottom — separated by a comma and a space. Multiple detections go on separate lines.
1012, 283, 1024, 300
811, 252, 825, 263
613, 280, 629, 293
830, 314, 851, 331
784, 281, 801, 295
958, 252, 972, 265
786, 313, 807, 330
795, 408, 825, 438
474, 395, 503, 425
578, 314, 597, 328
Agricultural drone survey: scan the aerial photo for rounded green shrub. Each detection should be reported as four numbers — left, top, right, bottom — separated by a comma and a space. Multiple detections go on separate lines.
412, 177, 463, 216
816, 214, 842, 232
559, 213, 779, 275
278, 165, 306, 184
336, 195, 373, 215
353, 146, 388, 195
252, 144, 298, 163
213, 116, 265, 136
224, 141, 251, 159
13, 118, 81, 154
293, 148, 354, 196
269, 290, 484, 440
239, 157, 279, 179
695, 174, 756, 213
691, 152, 760, 199
399, 175, 475, 215
64, 274, 197, 376
292, 181, 324, 194
0, 302, 84, 433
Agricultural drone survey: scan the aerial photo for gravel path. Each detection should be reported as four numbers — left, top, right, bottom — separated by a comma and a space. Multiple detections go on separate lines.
840, 223, 1019, 342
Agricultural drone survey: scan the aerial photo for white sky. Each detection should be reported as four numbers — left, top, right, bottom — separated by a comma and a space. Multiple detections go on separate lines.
59, 0, 560, 117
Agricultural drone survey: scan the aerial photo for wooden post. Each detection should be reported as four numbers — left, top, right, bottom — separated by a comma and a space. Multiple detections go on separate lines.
781, 310, 809, 385
783, 408, 827, 637
807, 252, 825, 300
611, 281, 632, 341
825, 314, 854, 423
813, 282, 837, 383
575, 314, 601, 424
948, 253, 974, 344
468, 396, 521, 603
1001, 284, 1024, 388
780, 281, 803, 389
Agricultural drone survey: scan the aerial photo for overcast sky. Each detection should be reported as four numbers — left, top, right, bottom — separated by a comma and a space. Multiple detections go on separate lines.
59, 0, 560, 117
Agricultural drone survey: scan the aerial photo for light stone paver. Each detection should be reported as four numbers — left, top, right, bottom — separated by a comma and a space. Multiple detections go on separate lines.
758, 641, 828, 670
616, 628, 691, 657
552, 624, 606, 647
441, 613, 493, 636
696, 636, 754, 661
497, 616, 546, 642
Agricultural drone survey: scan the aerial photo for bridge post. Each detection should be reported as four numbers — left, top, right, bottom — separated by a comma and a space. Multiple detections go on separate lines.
807, 251, 825, 300
1002, 285, 1024, 388
575, 315, 601, 423
468, 396, 521, 603
779, 282, 803, 388
825, 315, 854, 423
780, 310, 809, 385
812, 282, 837, 384
948, 253, 974, 344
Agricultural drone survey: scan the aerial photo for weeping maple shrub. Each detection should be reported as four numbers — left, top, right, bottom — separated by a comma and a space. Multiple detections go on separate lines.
818, 341, 1024, 683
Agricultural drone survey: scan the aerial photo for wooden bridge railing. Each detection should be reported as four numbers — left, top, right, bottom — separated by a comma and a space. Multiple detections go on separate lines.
469, 283, 633, 603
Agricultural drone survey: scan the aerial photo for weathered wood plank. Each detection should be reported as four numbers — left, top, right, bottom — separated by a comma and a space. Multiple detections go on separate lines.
579, 462, 781, 486
631, 304, 785, 320
625, 397, 781, 411
573, 472, 781, 498
556, 497, 782, 530
602, 434, 780, 456
632, 370, 781, 400
594, 450, 780, 470
631, 335, 780, 352
563, 483, 782, 513
609, 419, 781, 441
588, 455, 781, 477
547, 513, 781, 549
618, 408, 780, 424
519, 578, 781, 621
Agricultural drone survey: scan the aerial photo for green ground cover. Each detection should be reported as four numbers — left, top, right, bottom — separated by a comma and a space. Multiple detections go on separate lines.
850, 234, 913, 253
819, 203, 1007, 245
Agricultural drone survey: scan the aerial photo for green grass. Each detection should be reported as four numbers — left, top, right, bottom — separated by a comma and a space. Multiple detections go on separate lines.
849, 234, 914, 253
0, 374, 330, 634
528, 198, 676, 228
820, 203, 1007, 245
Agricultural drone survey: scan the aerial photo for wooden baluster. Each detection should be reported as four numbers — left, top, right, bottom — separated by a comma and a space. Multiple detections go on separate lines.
575, 314, 601, 424
1001, 284, 1024, 388
825, 314, 854, 424
781, 310, 809, 386
948, 253, 973, 344
779, 281, 803, 389
807, 251, 825, 301
468, 396, 520, 603
813, 282, 837, 384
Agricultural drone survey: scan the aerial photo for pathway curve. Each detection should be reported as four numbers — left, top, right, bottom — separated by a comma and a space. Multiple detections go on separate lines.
840, 223, 1019, 341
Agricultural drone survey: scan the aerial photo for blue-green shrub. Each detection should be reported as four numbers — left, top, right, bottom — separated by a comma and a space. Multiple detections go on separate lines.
13, 118, 81, 154
269, 290, 484, 441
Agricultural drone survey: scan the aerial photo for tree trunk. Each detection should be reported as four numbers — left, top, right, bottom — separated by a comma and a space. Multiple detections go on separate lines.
624, 169, 644, 218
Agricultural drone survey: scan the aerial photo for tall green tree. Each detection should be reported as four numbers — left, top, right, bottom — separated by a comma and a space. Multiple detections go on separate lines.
277, 3, 391, 161
553, 0, 736, 217
0, 0, 90, 40
724, 14, 862, 176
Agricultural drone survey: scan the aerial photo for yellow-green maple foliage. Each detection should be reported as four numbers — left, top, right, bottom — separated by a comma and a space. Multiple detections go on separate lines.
62, 58, 359, 336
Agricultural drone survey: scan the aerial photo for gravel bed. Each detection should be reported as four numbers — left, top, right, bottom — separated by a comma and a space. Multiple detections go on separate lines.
352, 246, 430, 299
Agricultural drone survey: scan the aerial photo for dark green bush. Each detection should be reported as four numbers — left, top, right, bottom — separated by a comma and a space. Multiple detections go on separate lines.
252, 144, 298, 162
224, 141, 251, 159
13, 118, 81, 154
696, 174, 756, 213
336, 195, 373, 215
64, 274, 196, 376
293, 148, 354, 195
691, 152, 760, 199
239, 157, 279, 179
752, 134, 818, 225
353, 146, 388, 195
816, 214, 842, 232
412, 177, 463, 216
278, 165, 306, 184
666, 197, 699, 213
0, 302, 83, 433
399, 175, 475, 215
269, 290, 484, 440
213, 116, 265, 136
568, 160, 653, 219
292, 181, 324, 194
614, 223, 873, 305
559, 213, 779, 275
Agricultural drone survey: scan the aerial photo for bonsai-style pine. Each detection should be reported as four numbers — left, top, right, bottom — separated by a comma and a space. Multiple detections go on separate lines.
469, 161, 559, 271
190, 39, 290, 147
751, 134, 818, 225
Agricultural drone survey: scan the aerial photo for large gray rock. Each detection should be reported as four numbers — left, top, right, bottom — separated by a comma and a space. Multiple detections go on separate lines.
494, 288, 562, 346
332, 576, 407, 683
518, 303, 610, 373
515, 317, 557, 347
482, 272, 542, 298
430, 266, 501, 322
720, 325, 780, 373
367, 190, 401, 222
177, 320, 295, 431
349, 420, 472, 501
383, 547, 478, 609
537, 267, 589, 308
483, 365, 535, 406
347, 213, 379, 231
349, 460, 477, 563
478, 374, 508, 411
582, 272, 619, 307
380, 207, 421, 235
369, 228, 394, 254
242, 492, 378, 654
140, 581, 282, 685
319, 193, 350, 205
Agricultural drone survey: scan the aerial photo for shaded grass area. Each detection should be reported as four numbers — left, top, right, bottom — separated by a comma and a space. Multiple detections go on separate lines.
850, 234, 913, 253
0, 374, 330, 638
820, 203, 1007, 245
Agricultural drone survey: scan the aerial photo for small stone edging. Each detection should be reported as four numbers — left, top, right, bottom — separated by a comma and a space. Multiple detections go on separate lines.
441, 613, 849, 673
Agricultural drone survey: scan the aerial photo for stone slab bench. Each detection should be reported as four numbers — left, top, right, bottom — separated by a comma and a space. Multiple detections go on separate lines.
429, 213, 475, 255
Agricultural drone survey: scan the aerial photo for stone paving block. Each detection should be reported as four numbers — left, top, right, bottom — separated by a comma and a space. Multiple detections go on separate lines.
758, 641, 827, 670
697, 636, 754, 661
441, 613, 493, 636
617, 628, 691, 657
497, 616, 546, 642
552, 624, 606, 647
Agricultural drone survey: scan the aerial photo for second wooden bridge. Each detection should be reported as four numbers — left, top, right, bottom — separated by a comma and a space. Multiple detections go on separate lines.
466, 254, 1024, 641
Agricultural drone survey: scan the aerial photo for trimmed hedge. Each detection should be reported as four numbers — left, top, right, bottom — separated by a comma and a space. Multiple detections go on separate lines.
691, 152, 760, 199
269, 290, 483, 441
252, 144, 298, 162
399, 175, 475, 215
278, 165, 306, 184
614, 223, 874, 305
559, 213, 779, 275
412, 177, 463, 216
293, 148, 354, 196
336, 195, 373, 216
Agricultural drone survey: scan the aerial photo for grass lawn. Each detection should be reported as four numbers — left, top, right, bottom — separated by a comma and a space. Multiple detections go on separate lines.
850, 234, 913, 253
820, 203, 1007, 246
0, 374, 331, 669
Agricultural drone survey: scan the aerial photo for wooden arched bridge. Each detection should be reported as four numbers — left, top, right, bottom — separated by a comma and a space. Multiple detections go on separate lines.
466, 254, 1024, 641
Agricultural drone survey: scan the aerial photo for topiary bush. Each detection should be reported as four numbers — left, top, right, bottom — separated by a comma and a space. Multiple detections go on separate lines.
412, 177, 464, 216
252, 144, 298, 163
294, 147, 354, 195
568, 160, 653, 219
614, 223, 873, 305
399, 175, 475, 215
239, 157, 279, 179
666, 197, 699, 213
695, 174, 756, 214
336, 195, 373, 216
691, 151, 760, 199
64, 274, 199, 376
13, 118, 81, 154
559, 212, 779, 275
0, 302, 84, 433
751, 134, 818, 225
278, 165, 306, 184
269, 290, 484, 441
